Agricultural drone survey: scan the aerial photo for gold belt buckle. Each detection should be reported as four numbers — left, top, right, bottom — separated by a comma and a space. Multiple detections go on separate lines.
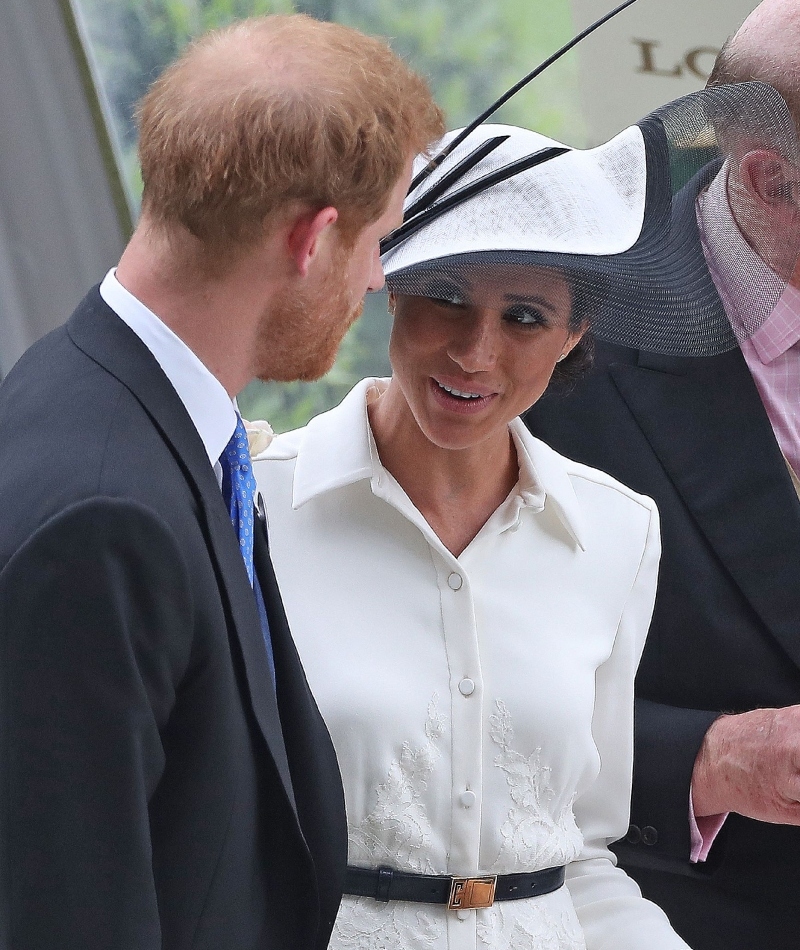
448, 875, 498, 910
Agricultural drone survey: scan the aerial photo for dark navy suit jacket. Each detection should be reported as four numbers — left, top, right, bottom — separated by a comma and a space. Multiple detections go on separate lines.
0, 289, 347, 950
526, 174, 800, 949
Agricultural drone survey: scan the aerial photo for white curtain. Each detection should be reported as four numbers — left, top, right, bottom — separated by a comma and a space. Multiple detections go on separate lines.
0, 0, 129, 377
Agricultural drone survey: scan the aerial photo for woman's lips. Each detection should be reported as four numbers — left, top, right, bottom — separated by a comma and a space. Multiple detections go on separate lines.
429, 377, 497, 414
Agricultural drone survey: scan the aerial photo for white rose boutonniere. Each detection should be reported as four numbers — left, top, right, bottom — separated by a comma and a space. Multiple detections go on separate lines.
243, 419, 275, 458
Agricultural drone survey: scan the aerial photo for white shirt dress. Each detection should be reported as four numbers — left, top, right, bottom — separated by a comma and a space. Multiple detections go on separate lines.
254, 378, 690, 950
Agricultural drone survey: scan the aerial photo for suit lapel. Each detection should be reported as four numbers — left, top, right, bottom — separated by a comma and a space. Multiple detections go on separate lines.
253, 517, 347, 922
66, 289, 297, 812
610, 347, 800, 670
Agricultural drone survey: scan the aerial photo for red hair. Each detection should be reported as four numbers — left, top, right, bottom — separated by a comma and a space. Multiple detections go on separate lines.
137, 15, 444, 250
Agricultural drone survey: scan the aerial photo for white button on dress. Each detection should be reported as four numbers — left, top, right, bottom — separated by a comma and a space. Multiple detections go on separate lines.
254, 378, 680, 950
458, 678, 475, 696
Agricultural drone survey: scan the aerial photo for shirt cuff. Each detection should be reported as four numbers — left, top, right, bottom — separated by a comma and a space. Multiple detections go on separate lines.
689, 786, 729, 863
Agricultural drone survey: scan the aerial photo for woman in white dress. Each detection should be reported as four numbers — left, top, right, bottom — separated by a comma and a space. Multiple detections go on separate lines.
253, 123, 691, 950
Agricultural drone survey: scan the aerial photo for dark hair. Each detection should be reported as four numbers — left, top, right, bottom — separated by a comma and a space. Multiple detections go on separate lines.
546, 268, 603, 389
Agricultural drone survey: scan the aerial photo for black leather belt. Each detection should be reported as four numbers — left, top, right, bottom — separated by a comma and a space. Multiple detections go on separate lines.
345, 864, 566, 911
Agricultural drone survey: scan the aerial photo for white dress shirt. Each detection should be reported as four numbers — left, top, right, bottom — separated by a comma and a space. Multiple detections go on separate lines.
99, 269, 237, 478
254, 378, 688, 950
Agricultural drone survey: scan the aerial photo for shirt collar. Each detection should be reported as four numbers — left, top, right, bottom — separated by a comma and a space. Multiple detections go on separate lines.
100, 269, 237, 467
696, 165, 800, 362
749, 283, 800, 363
287, 377, 587, 550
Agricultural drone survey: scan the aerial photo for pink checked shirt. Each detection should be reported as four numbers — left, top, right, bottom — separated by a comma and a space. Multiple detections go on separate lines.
687, 166, 800, 862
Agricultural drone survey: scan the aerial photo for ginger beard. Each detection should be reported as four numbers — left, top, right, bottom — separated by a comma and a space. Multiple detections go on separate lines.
255, 237, 365, 383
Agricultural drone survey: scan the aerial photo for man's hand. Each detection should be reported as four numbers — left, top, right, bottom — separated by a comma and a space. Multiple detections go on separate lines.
692, 706, 800, 823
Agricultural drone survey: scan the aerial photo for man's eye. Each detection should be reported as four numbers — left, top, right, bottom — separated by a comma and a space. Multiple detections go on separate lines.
505, 306, 548, 326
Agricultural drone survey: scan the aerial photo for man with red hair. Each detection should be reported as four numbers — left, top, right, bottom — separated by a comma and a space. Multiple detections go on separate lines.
0, 15, 443, 950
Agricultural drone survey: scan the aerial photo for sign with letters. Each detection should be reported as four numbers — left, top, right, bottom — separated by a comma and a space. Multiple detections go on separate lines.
571, 0, 761, 143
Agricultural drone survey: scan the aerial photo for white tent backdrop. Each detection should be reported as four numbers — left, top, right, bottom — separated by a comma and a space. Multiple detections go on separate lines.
0, 0, 129, 377
572, 0, 761, 144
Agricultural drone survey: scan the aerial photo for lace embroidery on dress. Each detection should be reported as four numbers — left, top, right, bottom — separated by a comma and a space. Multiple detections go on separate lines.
333, 696, 447, 950
333, 697, 590, 950
478, 699, 586, 950
477, 897, 586, 950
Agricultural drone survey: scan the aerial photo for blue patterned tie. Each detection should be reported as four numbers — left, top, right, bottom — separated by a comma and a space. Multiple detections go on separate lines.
220, 416, 275, 679
221, 415, 256, 585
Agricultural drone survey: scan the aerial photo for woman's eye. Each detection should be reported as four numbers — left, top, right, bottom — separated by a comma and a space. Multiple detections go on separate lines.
424, 283, 467, 308
433, 295, 467, 309
504, 306, 548, 327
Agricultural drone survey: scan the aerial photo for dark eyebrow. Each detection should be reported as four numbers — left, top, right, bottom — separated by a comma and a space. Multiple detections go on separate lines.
503, 293, 558, 313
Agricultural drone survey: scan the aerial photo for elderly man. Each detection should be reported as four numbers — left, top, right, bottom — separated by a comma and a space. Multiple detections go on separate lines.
0, 15, 443, 950
526, 1, 800, 947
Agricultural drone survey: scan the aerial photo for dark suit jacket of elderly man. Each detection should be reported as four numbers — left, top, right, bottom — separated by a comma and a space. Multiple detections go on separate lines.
525, 171, 800, 950
0, 288, 347, 950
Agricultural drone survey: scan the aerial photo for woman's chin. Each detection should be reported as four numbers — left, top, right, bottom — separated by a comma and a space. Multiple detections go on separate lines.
415, 412, 505, 454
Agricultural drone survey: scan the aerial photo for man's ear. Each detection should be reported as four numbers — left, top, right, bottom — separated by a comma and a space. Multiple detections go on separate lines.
740, 149, 798, 207
286, 206, 339, 277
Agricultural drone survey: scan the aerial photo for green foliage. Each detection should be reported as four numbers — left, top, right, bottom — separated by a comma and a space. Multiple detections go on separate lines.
78, 0, 294, 147
73, 0, 584, 431
334, 0, 584, 142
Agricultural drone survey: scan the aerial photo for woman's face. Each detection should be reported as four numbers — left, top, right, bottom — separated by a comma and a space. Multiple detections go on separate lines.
387, 265, 584, 451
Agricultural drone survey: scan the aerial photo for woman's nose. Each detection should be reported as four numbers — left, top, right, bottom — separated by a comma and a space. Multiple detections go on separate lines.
446, 314, 498, 372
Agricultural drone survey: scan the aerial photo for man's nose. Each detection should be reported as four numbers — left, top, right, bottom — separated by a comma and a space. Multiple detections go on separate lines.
367, 249, 385, 293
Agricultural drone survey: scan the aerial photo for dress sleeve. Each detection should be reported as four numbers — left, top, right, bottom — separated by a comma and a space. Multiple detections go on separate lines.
565, 500, 692, 950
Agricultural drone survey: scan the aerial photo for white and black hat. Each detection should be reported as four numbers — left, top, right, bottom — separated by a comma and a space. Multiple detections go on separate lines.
382, 81, 799, 357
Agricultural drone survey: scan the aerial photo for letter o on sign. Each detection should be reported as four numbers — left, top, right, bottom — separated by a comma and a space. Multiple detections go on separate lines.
685, 46, 719, 80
